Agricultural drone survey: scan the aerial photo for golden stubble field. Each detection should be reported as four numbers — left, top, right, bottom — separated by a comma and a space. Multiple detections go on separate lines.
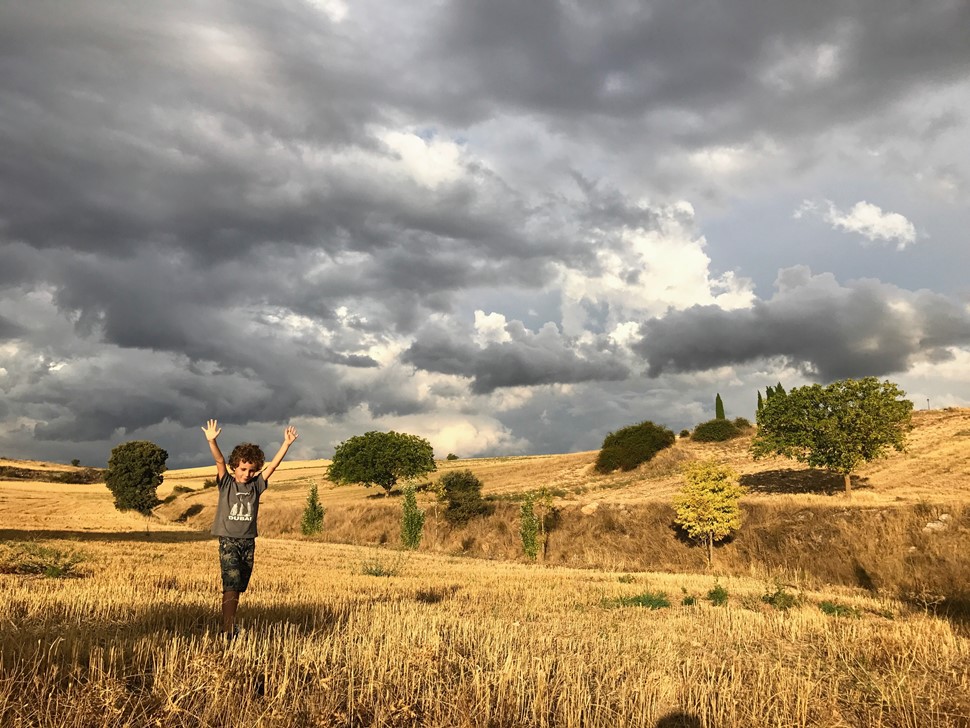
1, 408, 970, 726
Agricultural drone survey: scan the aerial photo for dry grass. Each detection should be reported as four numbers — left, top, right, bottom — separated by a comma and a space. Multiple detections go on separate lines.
2, 532, 968, 727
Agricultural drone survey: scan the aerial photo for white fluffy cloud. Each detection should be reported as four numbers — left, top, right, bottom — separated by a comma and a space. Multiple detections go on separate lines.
556, 201, 755, 339
795, 199, 918, 249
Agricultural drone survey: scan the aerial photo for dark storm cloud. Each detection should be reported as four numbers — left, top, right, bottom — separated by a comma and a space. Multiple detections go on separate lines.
403, 322, 629, 393
637, 267, 970, 381
1, 333, 367, 443
0, 314, 25, 340
427, 0, 970, 143
0, 2, 538, 267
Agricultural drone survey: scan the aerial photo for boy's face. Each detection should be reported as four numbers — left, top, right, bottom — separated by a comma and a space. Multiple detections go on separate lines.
232, 460, 260, 484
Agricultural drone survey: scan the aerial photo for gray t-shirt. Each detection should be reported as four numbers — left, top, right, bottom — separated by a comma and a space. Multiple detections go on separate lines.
211, 471, 268, 538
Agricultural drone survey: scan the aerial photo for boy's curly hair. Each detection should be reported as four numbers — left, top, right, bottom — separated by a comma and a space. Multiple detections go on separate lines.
228, 443, 265, 471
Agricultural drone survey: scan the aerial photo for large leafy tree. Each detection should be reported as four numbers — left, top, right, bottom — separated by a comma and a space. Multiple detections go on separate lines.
327, 431, 436, 496
104, 440, 168, 516
751, 377, 913, 497
673, 460, 745, 567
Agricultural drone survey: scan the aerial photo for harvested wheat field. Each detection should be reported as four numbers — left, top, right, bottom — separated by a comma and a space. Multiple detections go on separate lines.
2, 531, 969, 727
2, 409, 970, 726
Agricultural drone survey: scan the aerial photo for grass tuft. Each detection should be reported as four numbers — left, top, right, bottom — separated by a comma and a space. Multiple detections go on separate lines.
0, 542, 87, 578
607, 591, 671, 609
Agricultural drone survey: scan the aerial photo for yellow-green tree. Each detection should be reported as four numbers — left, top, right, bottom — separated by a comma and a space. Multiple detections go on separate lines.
673, 460, 745, 567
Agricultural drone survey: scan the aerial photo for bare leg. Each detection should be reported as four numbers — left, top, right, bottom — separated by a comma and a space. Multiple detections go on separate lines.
222, 590, 240, 634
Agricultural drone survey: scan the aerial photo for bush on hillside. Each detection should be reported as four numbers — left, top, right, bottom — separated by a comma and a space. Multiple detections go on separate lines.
53, 468, 104, 484
594, 421, 676, 474
439, 469, 491, 525
692, 418, 743, 443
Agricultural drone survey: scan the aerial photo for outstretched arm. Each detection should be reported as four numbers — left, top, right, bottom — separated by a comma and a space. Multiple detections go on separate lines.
202, 419, 227, 480
262, 425, 298, 482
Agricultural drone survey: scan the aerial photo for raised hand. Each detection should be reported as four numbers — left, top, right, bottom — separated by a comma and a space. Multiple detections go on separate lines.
283, 425, 299, 445
202, 419, 222, 441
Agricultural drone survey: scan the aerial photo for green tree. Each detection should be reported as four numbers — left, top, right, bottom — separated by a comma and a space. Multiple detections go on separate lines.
715, 393, 725, 420
400, 485, 425, 549
673, 460, 745, 567
751, 377, 913, 498
104, 440, 168, 516
327, 431, 437, 496
594, 420, 676, 474
301, 480, 325, 535
757, 390, 764, 413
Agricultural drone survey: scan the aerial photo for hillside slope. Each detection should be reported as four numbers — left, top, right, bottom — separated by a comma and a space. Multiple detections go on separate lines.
4, 408, 968, 532
150, 408, 970, 533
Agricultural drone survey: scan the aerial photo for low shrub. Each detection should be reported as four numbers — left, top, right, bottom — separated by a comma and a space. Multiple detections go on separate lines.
594, 420, 676, 474
692, 418, 743, 442
762, 582, 799, 611
360, 551, 405, 577
819, 600, 860, 618
610, 591, 671, 609
0, 542, 86, 578
53, 468, 105, 484
707, 583, 729, 606
679, 429, 691, 438
440, 470, 491, 525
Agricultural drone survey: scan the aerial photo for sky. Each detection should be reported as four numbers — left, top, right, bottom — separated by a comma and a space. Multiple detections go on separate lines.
1, 0, 969, 468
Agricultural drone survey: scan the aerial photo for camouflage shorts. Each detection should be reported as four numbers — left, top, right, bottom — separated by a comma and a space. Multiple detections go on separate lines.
218, 537, 256, 592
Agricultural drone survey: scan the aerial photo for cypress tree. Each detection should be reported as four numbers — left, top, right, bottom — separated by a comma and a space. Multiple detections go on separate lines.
715, 393, 725, 420
301, 481, 325, 535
